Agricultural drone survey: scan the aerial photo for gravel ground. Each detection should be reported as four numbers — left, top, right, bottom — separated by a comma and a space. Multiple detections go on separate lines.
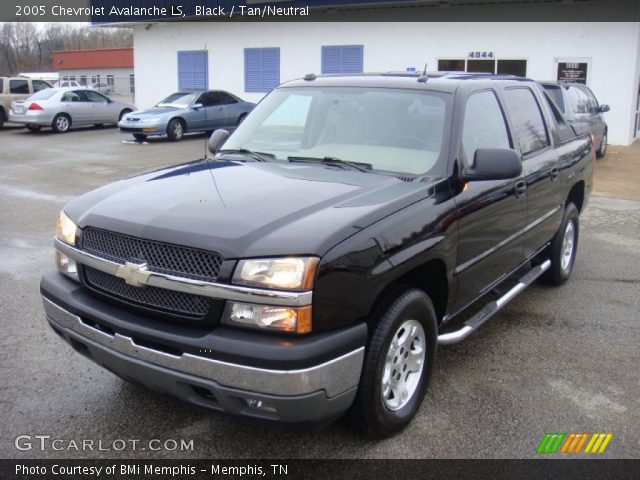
0, 125, 638, 459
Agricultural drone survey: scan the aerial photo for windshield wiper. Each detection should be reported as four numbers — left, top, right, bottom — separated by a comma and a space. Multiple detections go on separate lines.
218, 149, 275, 162
287, 156, 372, 172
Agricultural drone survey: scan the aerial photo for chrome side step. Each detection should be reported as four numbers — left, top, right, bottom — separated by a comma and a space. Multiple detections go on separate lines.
438, 259, 551, 345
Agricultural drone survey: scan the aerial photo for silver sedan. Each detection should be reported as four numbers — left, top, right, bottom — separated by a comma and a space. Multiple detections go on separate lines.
9, 87, 135, 133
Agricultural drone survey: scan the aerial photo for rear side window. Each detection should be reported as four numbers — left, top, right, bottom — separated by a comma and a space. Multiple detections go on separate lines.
503, 87, 549, 156
9, 79, 29, 94
218, 92, 238, 105
29, 89, 56, 101
461, 90, 511, 165
543, 85, 565, 113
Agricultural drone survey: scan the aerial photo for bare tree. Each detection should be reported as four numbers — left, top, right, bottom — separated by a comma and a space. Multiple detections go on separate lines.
0, 23, 133, 75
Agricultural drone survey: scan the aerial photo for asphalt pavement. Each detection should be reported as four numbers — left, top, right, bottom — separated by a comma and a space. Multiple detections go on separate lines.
0, 125, 638, 459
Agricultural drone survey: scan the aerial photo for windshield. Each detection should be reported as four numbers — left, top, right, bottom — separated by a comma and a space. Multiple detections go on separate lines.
157, 92, 198, 107
223, 87, 449, 175
28, 89, 56, 101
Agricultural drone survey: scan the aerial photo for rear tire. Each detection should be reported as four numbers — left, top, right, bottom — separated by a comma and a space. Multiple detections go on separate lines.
541, 203, 580, 286
0, 108, 5, 128
237, 113, 247, 126
350, 288, 437, 438
52, 114, 71, 133
166, 118, 184, 141
596, 130, 607, 158
26, 124, 41, 132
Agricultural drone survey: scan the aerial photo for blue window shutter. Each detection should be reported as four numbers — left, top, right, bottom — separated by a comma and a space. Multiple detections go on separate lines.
321, 45, 363, 74
245, 48, 280, 93
177, 50, 208, 91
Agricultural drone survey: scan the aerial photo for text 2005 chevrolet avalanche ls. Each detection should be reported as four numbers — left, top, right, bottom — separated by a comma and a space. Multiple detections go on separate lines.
41, 73, 593, 437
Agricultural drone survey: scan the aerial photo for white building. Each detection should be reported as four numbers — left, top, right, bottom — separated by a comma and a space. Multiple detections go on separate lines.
127, 20, 640, 146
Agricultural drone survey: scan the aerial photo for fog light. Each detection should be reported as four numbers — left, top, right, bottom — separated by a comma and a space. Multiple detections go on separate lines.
246, 399, 263, 409
55, 251, 78, 281
222, 302, 312, 334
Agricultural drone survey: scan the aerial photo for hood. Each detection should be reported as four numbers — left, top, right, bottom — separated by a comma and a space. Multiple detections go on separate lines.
65, 159, 437, 259
129, 106, 183, 117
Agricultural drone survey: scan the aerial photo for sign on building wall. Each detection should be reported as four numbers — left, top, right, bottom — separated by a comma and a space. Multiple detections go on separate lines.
557, 62, 588, 84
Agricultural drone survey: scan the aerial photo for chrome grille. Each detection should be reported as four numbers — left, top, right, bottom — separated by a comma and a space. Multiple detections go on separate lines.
82, 227, 223, 281
84, 266, 211, 317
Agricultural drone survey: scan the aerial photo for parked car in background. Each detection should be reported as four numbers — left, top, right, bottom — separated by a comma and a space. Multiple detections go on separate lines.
9, 88, 135, 133
118, 90, 255, 141
52, 80, 85, 89
0, 76, 51, 128
541, 81, 610, 157
91, 83, 113, 95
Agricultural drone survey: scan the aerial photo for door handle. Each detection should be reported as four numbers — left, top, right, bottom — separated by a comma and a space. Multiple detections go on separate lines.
550, 167, 560, 180
514, 181, 527, 198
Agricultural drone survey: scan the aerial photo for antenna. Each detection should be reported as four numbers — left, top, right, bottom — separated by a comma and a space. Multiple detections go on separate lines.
203, 43, 209, 159
417, 63, 428, 83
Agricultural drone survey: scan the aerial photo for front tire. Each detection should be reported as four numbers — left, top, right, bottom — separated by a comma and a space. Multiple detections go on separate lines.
133, 134, 147, 142
351, 288, 437, 438
596, 130, 607, 158
542, 203, 580, 286
166, 118, 184, 141
52, 114, 71, 133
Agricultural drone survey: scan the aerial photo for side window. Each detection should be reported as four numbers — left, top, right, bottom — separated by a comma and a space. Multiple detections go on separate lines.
461, 90, 511, 165
9, 79, 29, 94
32, 80, 49, 92
503, 87, 550, 156
566, 86, 590, 114
62, 91, 81, 102
218, 92, 238, 105
581, 86, 599, 113
83, 90, 108, 103
199, 92, 220, 107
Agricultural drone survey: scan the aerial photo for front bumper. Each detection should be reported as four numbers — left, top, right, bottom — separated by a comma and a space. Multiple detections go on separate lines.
41, 273, 366, 422
118, 119, 166, 136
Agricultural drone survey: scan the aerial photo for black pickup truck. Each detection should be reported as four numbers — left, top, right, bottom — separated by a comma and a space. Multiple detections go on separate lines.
41, 72, 593, 437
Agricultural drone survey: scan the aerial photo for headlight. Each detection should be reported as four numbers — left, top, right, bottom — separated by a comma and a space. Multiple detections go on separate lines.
222, 302, 312, 334
55, 211, 78, 246
233, 257, 319, 290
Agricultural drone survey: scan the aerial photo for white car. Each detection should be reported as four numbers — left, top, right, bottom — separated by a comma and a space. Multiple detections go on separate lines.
52, 80, 85, 88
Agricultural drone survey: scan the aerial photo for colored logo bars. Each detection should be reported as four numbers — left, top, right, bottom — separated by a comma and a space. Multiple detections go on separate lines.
537, 433, 613, 454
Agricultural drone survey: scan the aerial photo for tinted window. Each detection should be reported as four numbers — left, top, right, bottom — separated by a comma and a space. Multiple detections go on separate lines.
462, 90, 511, 165
9, 79, 29, 94
198, 92, 220, 107
503, 88, 549, 156
218, 92, 238, 105
543, 85, 565, 113
32, 80, 50, 92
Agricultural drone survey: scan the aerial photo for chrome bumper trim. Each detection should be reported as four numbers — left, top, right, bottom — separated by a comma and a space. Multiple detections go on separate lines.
54, 238, 312, 307
43, 297, 363, 398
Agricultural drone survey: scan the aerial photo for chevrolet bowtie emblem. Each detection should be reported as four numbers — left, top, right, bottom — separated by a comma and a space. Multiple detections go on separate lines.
115, 262, 150, 287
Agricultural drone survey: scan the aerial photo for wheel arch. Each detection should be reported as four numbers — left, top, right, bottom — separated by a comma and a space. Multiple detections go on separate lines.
566, 180, 585, 213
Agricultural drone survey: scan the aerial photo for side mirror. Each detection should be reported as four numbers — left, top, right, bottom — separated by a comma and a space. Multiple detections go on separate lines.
599, 104, 610, 113
208, 129, 230, 154
192, 103, 203, 110
465, 148, 522, 181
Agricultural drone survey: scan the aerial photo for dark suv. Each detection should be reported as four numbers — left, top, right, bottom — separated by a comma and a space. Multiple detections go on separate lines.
541, 81, 609, 157
41, 73, 594, 437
